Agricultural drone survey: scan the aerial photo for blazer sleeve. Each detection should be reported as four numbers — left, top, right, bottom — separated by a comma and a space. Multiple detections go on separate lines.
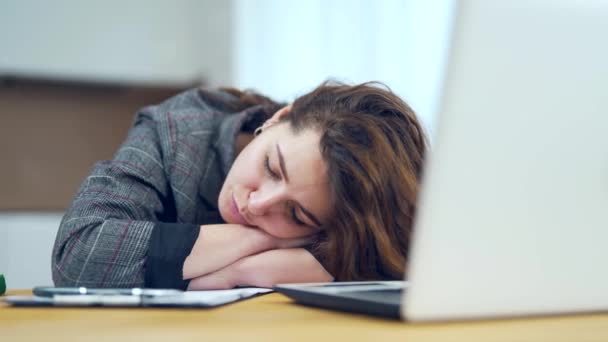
52, 100, 188, 288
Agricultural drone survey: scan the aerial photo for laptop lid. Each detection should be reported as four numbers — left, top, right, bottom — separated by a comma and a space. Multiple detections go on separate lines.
404, 0, 608, 321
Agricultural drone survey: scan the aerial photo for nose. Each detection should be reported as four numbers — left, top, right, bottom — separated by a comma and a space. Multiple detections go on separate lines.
247, 186, 285, 216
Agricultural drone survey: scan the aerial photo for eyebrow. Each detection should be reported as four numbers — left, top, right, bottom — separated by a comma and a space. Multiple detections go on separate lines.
276, 143, 322, 228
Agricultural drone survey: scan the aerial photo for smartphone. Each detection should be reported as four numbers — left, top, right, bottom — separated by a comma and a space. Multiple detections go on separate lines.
33, 286, 182, 297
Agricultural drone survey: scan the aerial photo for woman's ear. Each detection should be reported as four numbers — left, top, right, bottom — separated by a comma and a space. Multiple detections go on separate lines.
257, 104, 292, 134
269, 104, 293, 122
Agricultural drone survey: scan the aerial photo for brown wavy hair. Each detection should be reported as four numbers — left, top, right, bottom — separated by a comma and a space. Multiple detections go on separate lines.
218, 81, 428, 280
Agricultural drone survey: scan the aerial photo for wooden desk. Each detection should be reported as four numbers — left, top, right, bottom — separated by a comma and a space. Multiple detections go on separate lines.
2, 290, 608, 341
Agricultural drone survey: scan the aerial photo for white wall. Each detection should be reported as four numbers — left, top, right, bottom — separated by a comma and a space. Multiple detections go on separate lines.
232, 0, 455, 135
0, 0, 232, 86
0, 213, 61, 289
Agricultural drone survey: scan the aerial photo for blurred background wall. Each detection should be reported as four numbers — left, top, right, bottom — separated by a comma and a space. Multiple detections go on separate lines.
0, 0, 454, 289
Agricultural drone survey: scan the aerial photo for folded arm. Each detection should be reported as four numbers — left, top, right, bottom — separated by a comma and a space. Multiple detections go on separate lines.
187, 248, 334, 290
183, 224, 316, 280
183, 224, 275, 280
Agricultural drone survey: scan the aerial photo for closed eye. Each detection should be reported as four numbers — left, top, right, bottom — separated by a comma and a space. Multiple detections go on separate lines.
290, 205, 306, 226
264, 154, 281, 180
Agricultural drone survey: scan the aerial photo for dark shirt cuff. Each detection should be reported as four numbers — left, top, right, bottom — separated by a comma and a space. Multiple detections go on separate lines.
145, 223, 200, 290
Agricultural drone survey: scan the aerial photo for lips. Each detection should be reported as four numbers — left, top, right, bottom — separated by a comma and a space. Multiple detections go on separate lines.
231, 193, 250, 226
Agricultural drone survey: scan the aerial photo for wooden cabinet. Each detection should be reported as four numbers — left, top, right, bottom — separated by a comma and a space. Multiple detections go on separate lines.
0, 78, 189, 209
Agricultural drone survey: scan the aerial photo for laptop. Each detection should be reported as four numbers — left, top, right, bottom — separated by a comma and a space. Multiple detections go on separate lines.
275, 0, 608, 321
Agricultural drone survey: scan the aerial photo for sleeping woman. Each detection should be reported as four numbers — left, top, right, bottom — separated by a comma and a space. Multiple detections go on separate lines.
52, 80, 428, 290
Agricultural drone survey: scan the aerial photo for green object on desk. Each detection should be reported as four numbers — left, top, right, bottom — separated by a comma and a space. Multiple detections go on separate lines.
0, 274, 5, 295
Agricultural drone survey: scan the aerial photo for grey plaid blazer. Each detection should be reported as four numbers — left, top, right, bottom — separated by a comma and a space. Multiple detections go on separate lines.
52, 89, 264, 287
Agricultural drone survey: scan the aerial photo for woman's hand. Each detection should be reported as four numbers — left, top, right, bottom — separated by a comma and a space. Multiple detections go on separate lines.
187, 248, 333, 290
183, 224, 315, 280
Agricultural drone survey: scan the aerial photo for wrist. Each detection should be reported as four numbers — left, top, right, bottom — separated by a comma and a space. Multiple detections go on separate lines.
247, 227, 280, 251
230, 255, 255, 287
187, 264, 240, 290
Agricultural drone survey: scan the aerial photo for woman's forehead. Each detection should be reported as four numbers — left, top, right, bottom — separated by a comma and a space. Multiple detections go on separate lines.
277, 128, 326, 183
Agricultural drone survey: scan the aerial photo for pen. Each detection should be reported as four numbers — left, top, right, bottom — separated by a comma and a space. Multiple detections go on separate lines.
33, 286, 183, 298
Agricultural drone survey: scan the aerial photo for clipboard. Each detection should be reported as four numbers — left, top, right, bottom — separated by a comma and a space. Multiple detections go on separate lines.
3, 287, 273, 308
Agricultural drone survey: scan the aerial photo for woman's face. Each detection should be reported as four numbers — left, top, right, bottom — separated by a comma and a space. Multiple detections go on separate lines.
218, 120, 330, 239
